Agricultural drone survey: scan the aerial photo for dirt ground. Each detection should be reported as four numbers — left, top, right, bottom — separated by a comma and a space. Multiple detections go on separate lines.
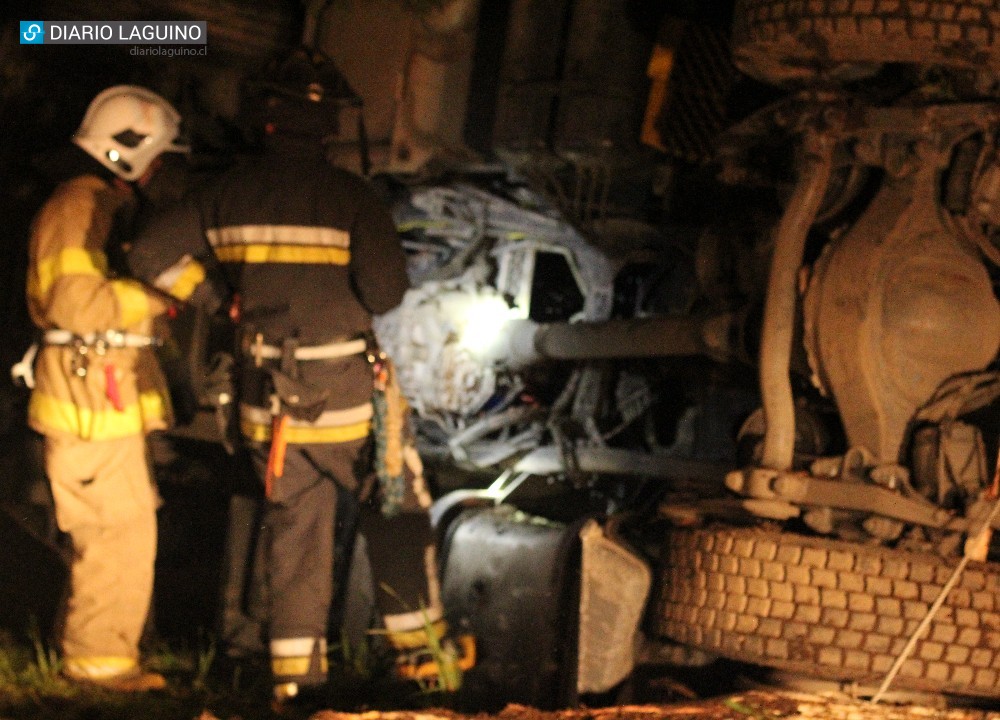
239, 690, 1000, 720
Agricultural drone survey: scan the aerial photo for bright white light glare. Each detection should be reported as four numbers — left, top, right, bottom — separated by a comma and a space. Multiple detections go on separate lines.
458, 295, 520, 355
108, 149, 121, 162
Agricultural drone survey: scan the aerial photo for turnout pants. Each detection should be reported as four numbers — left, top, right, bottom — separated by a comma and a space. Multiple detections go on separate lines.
44, 433, 157, 680
248, 439, 439, 688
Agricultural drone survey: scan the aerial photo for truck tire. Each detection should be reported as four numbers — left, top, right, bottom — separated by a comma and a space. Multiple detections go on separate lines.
654, 525, 1000, 699
732, 0, 1000, 84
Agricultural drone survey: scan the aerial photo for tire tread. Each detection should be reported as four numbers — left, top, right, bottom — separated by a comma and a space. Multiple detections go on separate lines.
655, 525, 1000, 697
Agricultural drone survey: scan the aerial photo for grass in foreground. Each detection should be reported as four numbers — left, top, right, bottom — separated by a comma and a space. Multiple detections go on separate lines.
0, 629, 460, 720
0, 629, 275, 720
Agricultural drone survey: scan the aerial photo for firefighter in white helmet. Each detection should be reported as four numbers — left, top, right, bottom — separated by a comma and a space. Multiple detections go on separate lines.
25, 85, 187, 691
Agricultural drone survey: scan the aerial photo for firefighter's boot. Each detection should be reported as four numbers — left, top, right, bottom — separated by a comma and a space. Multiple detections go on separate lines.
62, 658, 167, 692
270, 637, 328, 705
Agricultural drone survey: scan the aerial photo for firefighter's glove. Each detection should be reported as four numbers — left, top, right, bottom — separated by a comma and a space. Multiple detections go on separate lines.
188, 279, 227, 317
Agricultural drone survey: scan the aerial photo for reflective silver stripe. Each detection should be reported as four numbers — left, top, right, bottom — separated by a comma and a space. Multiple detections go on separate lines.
44, 329, 161, 348
383, 604, 444, 633
241, 401, 373, 428
206, 225, 350, 249
248, 338, 367, 361
270, 637, 326, 657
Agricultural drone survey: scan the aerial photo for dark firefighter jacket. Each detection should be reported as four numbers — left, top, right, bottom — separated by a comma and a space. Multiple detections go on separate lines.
27, 173, 173, 441
128, 139, 409, 458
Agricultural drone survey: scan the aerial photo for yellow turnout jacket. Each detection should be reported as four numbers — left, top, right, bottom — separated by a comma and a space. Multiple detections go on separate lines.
26, 174, 173, 441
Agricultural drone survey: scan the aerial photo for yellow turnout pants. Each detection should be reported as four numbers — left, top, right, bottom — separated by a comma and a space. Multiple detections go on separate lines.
44, 433, 157, 679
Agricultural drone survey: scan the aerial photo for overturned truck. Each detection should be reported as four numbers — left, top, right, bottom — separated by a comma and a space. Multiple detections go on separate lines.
373, 0, 1000, 708
101, 0, 1000, 707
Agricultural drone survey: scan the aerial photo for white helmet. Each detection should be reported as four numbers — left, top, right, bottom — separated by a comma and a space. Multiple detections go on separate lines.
72, 85, 189, 182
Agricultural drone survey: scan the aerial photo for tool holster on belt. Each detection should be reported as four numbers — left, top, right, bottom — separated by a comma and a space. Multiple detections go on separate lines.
200, 351, 237, 454
262, 338, 331, 499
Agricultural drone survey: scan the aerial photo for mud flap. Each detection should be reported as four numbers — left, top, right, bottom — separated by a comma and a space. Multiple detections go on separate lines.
577, 519, 651, 695
439, 503, 589, 710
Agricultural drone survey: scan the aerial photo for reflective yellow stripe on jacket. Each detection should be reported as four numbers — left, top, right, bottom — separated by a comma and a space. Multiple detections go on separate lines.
29, 390, 166, 441
206, 225, 351, 265
111, 280, 155, 329
63, 656, 138, 680
27, 247, 108, 302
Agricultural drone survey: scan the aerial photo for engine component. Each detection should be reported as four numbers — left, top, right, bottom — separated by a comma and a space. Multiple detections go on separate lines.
911, 372, 1000, 508
377, 177, 617, 416
374, 278, 514, 417
499, 313, 735, 370
377, 176, 620, 466
804, 162, 1000, 464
